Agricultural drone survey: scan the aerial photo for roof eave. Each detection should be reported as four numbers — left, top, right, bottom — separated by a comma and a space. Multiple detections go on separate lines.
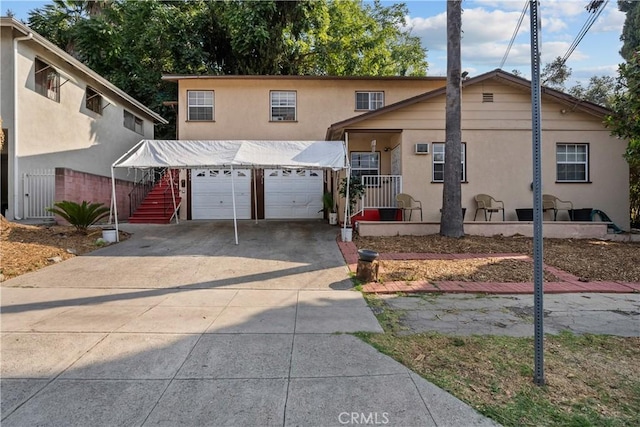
2, 17, 168, 125
327, 68, 611, 135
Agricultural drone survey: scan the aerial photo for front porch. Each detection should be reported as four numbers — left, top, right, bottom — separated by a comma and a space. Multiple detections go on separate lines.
355, 220, 636, 240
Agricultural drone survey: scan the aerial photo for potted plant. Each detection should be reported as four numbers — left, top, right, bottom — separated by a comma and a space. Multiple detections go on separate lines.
320, 191, 338, 225
338, 177, 366, 241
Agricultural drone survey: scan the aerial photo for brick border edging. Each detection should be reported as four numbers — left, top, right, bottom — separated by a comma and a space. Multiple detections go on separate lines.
336, 238, 640, 295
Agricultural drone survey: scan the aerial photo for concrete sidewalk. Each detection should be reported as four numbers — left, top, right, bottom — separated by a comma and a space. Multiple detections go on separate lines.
1, 222, 497, 427
379, 292, 640, 337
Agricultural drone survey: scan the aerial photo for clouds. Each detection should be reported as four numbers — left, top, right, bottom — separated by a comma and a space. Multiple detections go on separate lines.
404, 0, 624, 84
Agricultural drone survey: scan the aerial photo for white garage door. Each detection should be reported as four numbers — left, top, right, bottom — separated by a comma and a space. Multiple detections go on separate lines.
265, 169, 323, 219
191, 169, 251, 219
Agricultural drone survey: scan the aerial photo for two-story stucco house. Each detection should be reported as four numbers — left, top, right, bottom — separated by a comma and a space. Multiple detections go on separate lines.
0, 17, 166, 220
161, 74, 446, 221
162, 71, 629, 231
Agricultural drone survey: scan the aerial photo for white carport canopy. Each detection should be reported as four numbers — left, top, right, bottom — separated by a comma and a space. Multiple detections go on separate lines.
111, 140, 349, 244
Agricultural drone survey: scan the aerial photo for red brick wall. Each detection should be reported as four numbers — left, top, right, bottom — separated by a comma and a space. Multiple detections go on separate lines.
54, 168, 135, 222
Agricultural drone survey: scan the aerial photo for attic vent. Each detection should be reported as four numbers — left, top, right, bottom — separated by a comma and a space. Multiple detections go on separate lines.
482, 93, 494, 103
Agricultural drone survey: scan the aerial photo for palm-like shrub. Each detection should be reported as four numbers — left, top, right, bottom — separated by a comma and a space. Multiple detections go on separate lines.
46, 200, 110, 234
339, 176, 366, 222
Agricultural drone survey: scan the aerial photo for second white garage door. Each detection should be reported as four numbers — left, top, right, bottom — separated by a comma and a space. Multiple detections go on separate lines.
191, 169, 251, 219
264, 169, 323, 219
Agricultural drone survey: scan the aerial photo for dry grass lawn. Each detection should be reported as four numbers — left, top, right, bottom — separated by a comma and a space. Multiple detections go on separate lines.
0, 216, 129, 281
356, 234, 640, 283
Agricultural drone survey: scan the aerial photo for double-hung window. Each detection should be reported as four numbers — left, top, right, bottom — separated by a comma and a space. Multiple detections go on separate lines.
350, 152, 380, 185
270, 91, 296, 121
35, 58, 60, 102
355, 91, 384, 111
187, 90, 214, 121
432, 143, 466, 182
557, 143, 589, 182
85, 87, 102, 114
124, 110, 144, 134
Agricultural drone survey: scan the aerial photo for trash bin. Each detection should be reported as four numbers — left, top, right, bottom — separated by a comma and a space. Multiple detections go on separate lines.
516, 208, 533, 221
378, 208, 400, 221
570, 208, 593, 221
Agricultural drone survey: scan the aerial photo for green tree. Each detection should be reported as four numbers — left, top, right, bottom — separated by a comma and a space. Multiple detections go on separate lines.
567, 75, 616, 107
605, 53, 640, 227
619, 0, 640, 61
604, 0, 640, 228
27, 0, 428, 138
541, 56, 572, 90
308, 0, 427, 76
440, 0, 464, 238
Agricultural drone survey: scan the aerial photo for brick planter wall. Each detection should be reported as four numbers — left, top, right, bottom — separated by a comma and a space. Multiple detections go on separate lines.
54, 168, 135, 222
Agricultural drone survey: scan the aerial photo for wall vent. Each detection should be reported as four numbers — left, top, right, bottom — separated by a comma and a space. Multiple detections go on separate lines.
482, 93, 494, 103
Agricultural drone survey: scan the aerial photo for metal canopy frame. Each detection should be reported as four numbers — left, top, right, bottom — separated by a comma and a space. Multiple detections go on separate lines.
110, 140, 349, 245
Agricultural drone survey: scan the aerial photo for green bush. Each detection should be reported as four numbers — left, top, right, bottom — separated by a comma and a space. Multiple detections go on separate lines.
46, 200, 110, 234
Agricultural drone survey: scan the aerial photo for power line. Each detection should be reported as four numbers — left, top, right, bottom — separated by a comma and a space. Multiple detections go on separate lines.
559, 0, 609, 65
499, 0, 529, 69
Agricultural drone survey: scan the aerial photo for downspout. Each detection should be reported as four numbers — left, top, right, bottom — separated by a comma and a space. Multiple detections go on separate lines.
12, 31, 33, 220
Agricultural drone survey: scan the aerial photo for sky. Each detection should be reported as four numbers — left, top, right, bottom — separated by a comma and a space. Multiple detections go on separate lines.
2, 0, 626, 87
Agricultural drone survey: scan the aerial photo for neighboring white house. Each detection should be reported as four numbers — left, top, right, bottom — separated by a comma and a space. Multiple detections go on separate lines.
0, 17, 167, 220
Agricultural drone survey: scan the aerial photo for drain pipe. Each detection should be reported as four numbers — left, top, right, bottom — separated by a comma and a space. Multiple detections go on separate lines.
12, 31, 33, 220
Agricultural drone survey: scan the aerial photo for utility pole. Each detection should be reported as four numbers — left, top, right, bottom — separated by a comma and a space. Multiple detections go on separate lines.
530, 0, 545, 386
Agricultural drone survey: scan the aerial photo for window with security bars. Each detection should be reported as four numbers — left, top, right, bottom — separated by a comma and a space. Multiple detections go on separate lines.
557, 143, 588, 182
123, 110, 143, 134
188, 90, 214, 121
35, 58, 60, 102
270, 91, 296, 121
355, 91, 384, 110
432, 143, 466, 182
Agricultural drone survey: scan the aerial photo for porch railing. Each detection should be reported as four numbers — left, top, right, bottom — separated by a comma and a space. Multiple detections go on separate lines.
355, 175, 402, 215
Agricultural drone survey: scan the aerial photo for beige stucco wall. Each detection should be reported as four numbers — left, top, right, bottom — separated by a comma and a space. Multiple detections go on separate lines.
344, 82, 630, 230
357, 221, 611, 239
2, 31, 156, 219
177, 77, 445, 141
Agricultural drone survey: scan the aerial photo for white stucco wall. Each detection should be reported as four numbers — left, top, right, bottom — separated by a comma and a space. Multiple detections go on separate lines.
2, 29, 157, 219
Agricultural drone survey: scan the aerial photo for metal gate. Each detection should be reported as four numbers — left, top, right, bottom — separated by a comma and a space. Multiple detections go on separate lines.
23, 169, 55, 219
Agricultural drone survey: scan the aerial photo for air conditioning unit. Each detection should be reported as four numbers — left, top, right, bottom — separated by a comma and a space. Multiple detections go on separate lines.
414, 143, 429, 154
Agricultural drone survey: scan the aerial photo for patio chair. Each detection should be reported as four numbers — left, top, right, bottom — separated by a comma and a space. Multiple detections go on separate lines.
542, 194, 574, 220
474, 194, 505, 221
396, 193, 423, 221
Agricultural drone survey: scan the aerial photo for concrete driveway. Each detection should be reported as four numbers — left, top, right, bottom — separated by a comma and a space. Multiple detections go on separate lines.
5, 221, 353, 290
1, 221, 496, 427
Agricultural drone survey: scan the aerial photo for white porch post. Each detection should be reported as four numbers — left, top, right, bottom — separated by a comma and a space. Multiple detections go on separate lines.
253, 168, 258, 224
343, 133, 351, 236
110, 166, 119, 242
230, 165, 239, 245
168, 169, 179, 224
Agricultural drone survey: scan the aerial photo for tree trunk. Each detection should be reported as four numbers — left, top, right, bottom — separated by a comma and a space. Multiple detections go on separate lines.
440, 0, 464, 238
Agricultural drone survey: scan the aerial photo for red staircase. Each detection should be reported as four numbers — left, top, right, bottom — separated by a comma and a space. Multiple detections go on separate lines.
128, 170, 181, 224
